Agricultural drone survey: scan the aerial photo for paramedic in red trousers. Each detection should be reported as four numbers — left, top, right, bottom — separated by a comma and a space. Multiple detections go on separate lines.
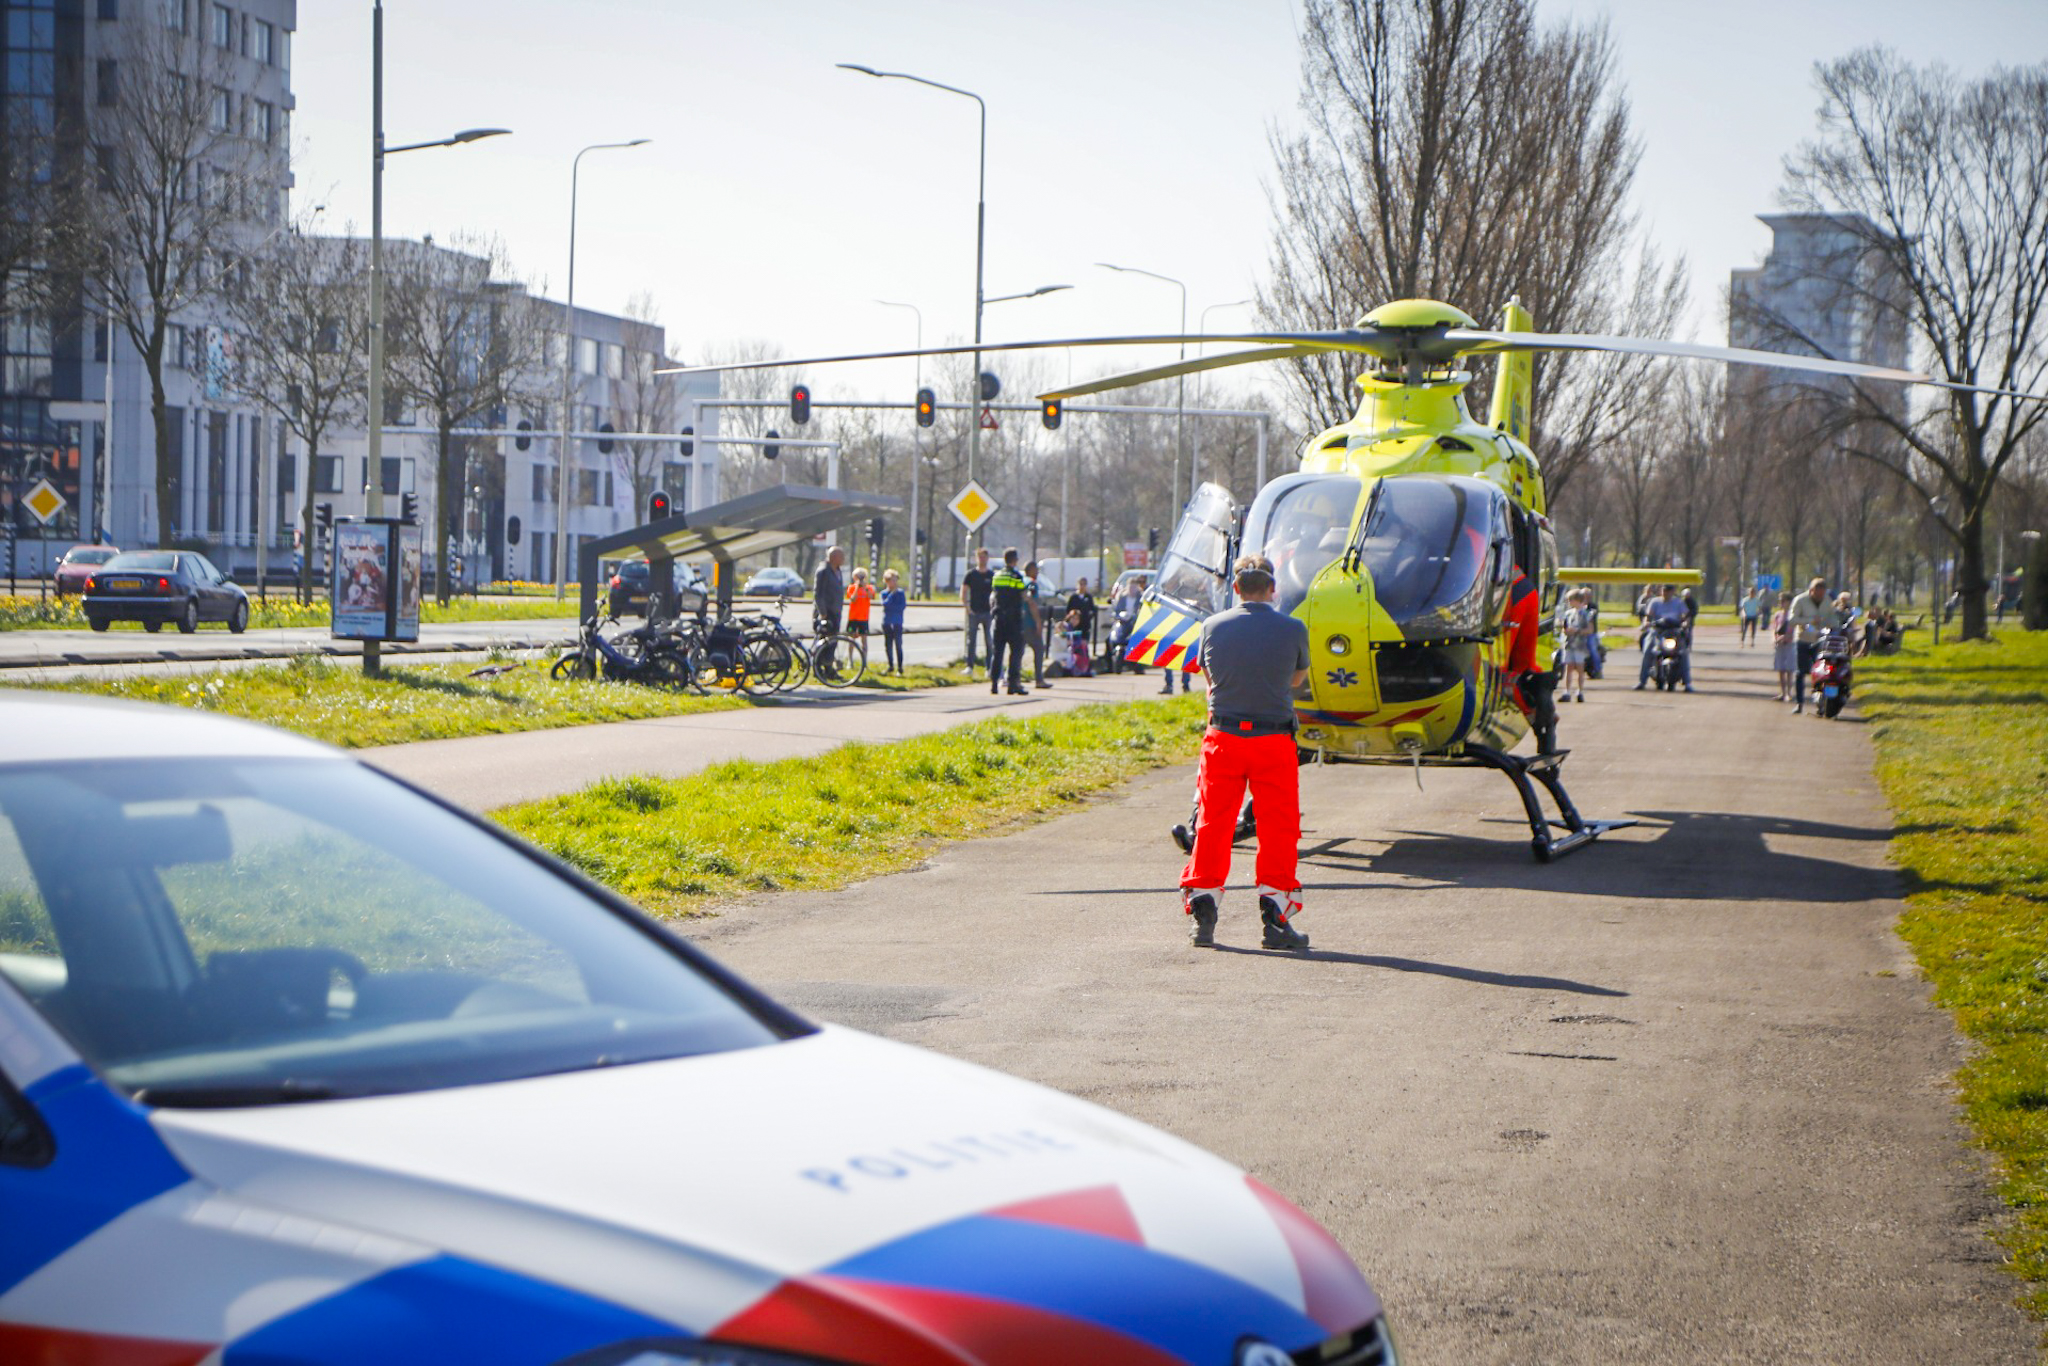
1180, 554, 1312, 951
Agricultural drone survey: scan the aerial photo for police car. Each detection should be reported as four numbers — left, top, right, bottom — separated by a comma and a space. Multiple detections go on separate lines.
0, 693, 1397, 1365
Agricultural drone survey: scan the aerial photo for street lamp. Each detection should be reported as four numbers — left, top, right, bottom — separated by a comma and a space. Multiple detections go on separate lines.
1097, 262, 1188, 509
1192, 297, 1251, 494
875, 298, 923, 593
552, 137, 652, 598
838, 63, 988, 534
986, 284, 1072, 304
366, 0, 507, 673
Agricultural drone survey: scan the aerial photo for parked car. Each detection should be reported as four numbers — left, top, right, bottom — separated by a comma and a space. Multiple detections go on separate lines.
743, 565, 806, 598
0, 692, 1396, 1364
81, 549, 249, 634
606, 560, 653, 617
52, 543, 120, 596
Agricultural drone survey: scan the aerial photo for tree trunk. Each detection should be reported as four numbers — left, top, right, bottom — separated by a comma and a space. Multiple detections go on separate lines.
298, 419, 322, 605
149, 363, 175, 549
1957, 494, 1988, 641
434, 421, 455, 605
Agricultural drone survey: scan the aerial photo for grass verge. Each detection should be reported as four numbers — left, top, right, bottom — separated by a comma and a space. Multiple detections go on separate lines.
1860, 629, 2048, 1317
17, 657, 966, 748
0, 593, 577, 632
496, 693, 1206, 917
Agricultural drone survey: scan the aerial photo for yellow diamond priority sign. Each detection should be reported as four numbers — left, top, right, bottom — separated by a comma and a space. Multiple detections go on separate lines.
23, 478, 65, 525
947, 480, 998, 533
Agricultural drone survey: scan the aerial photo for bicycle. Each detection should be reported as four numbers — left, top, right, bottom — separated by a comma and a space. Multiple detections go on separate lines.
551, 614, 695, 689
808, 612, 867, 689
736, 602, 813, 693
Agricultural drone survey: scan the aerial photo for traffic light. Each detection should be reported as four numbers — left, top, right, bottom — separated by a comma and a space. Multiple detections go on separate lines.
315, 503, 333, 534
507, 515, 522, 546
867, 516, 885, 547
915, 388, 936, 428
515, 418, 533, 452
763, 428, 781, 460
679, 425, 694, 457
598, 422, 616, 455
790, 384, 811, 426
401, 491, 418, 524
649, 489, 672, 521
1041, 398, 1062, 430
1148, 526, 1160, 553
979, 370, 1001, 402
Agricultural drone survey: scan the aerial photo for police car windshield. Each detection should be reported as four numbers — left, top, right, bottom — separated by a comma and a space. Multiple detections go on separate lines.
1242, 475, 1364, 617
0, 758, 789, 1107
1352, 477, 1491, 627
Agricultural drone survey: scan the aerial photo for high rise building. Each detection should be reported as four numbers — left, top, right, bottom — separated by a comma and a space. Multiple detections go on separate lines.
1729, 212, 1910, 390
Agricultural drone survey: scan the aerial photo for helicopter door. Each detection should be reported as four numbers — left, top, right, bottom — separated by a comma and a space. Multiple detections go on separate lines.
1147, 482, 1237, 617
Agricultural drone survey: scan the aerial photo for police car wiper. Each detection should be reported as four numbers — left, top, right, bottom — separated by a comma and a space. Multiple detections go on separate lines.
131, 1079, 337, 1109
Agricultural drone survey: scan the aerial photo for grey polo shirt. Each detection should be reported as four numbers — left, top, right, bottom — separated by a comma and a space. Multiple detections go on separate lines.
1199, 601, 1310, 728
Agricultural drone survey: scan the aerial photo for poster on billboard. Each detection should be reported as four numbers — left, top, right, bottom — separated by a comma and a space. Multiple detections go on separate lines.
331, 522, 391, 639
394, 522, 422, 641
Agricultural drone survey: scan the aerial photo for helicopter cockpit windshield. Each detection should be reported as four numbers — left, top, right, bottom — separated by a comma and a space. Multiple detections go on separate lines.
1349, 475, 1510, 639
1150, 482, 1236, 616
1240, 474, 1365, 617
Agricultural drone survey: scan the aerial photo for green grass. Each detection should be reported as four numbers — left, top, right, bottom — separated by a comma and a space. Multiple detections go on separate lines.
0, 592, 582, 632
495, 694, 1207, 918
1860, 629, 2048, 1319
16, 655, 967, 749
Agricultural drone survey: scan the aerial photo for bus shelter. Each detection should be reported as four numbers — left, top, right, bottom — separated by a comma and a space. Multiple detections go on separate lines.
575, 484, 902, 622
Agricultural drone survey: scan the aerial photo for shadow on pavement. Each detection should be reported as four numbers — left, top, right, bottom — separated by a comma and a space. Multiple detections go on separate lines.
1206, 944, 1628, 996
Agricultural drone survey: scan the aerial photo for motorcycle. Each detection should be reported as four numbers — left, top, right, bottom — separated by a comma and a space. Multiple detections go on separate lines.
1644, 620, 1688, 691
1809, 627, 1854, 718
552, 614, 697, 689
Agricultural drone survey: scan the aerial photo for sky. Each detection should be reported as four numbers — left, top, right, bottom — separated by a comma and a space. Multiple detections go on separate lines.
289, 0, 2048, 409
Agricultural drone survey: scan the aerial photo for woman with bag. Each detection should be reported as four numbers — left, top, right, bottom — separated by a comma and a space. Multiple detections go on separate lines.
1769, 590, 1797, 701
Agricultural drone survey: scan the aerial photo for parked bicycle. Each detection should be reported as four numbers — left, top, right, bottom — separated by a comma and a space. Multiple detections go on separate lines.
551, 614, 696, 689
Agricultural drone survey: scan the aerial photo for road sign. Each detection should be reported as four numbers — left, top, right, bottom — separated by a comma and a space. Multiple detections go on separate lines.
978, 406, 999, 431
23, 479, 65, 525
1717, 535, 1744, 548
1123, 541, 1150, 569
947, 480, 998, 533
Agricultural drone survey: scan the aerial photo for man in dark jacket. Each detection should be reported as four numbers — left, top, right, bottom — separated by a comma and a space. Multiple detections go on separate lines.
988, 548, 1030, 697
813, 545, 845, 637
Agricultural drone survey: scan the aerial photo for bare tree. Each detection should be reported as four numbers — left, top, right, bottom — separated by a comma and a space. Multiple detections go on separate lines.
609, 291, 677, 519
384, 234, 548, 603
1262, 0, 1665, 495
74, 15, 265, 547
0, 98, 60, 329
1758, 48, 2048, 639
222, 223, 369, 601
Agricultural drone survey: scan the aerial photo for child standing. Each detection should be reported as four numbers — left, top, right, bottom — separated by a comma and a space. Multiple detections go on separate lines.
880, 569, 907, 672
845, 567, 875, 638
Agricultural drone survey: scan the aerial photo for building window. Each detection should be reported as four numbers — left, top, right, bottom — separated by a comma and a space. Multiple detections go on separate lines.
576, 337, 598, 375
248, 16, 272, 63
313, 455, 342, 494
162, 0, 187, 33
95, 59, 117, 107
98, 0, 118, 19
530, 462, 551, 502
603, 343, 622, 380
211, 3, 232, 49
210, 87, 231, 132
252, 99, 274, 143
578, 470, 614, 506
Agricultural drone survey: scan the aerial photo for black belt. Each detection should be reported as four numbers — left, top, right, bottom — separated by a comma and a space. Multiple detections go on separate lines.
1209, 713, 1296, 738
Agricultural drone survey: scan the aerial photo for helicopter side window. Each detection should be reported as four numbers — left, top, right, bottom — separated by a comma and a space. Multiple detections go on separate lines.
1240, 475, 1364, 618
1151, 484, 1236, 615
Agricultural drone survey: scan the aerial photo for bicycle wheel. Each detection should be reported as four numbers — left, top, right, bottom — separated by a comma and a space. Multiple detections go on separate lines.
740, 637, 793, 697
812, 634, 867, 689
551, 648, 595, 681
775, 629, 811, 691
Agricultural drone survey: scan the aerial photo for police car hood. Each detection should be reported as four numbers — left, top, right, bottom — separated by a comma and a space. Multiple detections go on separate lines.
150, 1025, 1379, 1359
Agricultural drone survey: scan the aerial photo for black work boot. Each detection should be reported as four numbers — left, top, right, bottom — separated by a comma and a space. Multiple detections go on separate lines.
1171, 823, 1194, 854
1185, 891, 1218, 947
1259, 891, 1309, 950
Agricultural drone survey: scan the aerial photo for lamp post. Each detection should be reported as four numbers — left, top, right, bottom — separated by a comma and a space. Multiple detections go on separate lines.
551, 137, 651, 598
366, 0, 507, 673
875, 298, 922, 592
838, 64, 987, 529
1191, 297, 1251, 495
1097, 262, 1187, 511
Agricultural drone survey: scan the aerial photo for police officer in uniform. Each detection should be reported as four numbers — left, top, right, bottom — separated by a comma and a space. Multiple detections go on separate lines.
1180, 554, 1311, 950
988, 548, 1030, 697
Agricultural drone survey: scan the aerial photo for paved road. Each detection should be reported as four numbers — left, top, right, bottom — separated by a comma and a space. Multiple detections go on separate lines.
368, 667, 1175, 811
674, 624, 2031, 1363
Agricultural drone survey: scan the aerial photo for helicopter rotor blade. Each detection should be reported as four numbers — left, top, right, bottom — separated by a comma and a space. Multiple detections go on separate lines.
1040, 346, 1321, 401
654, 329, 1402, 378
1446, 329, 2048, 405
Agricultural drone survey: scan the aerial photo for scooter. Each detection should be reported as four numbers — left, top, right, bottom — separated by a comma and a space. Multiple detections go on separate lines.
1645, 620, 1688, 691
1810, 627, 1854, 718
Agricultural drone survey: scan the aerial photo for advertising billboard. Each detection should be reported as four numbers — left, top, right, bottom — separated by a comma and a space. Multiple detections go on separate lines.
331, 519, 423, 642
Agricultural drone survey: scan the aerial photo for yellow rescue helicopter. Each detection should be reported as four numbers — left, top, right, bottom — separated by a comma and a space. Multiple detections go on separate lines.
666, 297, 2035, 860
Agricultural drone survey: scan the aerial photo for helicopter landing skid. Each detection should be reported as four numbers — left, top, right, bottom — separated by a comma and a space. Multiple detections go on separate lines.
1461, 744, 1637, 863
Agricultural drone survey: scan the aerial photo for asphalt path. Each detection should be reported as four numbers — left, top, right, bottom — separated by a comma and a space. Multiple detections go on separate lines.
679, 624, 2032, 1363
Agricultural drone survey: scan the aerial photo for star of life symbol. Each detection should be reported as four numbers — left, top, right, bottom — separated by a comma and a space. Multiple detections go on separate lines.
1325, 666, 1359, 687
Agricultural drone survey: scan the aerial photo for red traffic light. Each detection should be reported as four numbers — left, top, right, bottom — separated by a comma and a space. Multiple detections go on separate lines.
649, 489, 673, 521
790, 384, 812, 426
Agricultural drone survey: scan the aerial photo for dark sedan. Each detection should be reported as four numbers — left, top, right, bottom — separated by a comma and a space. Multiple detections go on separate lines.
82, 550, 250, 634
